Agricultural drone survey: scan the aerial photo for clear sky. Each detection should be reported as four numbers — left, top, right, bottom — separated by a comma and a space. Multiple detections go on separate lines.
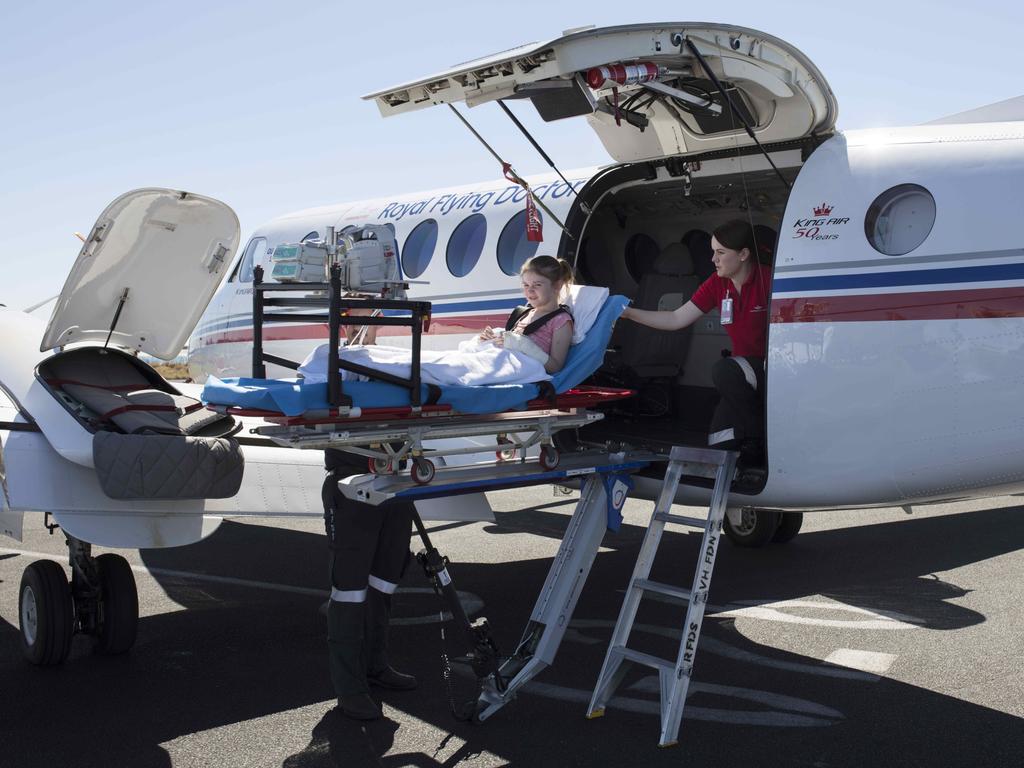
2, 0, 1021, 309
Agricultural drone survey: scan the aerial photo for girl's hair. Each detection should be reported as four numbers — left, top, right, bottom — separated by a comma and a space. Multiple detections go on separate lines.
712, 220, 757, 260
520, 255, 574, 287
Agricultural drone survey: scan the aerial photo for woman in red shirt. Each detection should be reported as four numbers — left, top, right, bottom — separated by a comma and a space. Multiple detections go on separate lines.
621, 220, 771, 468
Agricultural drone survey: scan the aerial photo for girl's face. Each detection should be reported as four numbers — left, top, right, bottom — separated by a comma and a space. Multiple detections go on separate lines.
521, 270, 558, 306
711, 237, 751, 280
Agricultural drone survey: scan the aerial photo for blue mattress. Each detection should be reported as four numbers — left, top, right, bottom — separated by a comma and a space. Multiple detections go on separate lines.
202, 295, 629, 417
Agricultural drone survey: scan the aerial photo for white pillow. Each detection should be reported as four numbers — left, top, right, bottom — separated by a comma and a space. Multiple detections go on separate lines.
559, 284, 609, 344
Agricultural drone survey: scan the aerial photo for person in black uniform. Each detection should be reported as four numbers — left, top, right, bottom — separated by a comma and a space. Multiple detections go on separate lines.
322, 308, 417, 721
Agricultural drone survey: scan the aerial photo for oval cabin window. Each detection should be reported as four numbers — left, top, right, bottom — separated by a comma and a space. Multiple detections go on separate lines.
497, 210, 543, 276
864, 184, 936, 256
402, 219, 438, 278
446, 214, 487, 277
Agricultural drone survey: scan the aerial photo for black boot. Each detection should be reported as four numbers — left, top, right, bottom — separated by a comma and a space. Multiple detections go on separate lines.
327, 600, 382, 720
365, 590, 418, 691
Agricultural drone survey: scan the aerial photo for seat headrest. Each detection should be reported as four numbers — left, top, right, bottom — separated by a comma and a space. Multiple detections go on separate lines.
652, 242, 693, 276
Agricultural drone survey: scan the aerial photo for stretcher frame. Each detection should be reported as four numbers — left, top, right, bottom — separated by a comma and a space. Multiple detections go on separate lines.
221, 386, 635, 482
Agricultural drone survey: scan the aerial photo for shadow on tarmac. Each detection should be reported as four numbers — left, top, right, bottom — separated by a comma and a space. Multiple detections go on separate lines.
2, 504, 1023, 767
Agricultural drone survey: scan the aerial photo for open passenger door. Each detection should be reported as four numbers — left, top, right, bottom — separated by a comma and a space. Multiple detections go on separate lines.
363, 23, 837, 163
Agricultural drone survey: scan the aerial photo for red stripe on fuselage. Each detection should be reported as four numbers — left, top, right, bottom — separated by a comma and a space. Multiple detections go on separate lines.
771, 287, 1024, 323
201, 313, 509, 346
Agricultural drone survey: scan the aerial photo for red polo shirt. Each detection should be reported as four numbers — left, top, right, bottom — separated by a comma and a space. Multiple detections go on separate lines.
690, 262, 772, 358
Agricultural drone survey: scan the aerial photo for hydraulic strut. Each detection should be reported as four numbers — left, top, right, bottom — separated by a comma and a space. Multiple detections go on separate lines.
411, 512, 505, 704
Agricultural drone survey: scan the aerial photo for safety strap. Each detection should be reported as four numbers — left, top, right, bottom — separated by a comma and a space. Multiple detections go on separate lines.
99, 401, 204, 422
504, 304, 573, 336
425, 384, 443, 406
45, 378, 143, 392
534, 380, 558, 406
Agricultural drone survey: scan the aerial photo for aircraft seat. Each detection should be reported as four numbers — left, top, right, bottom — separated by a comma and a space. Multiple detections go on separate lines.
683, 230, 715, 281
614, 242, 701, 378
753, 224, 778, 266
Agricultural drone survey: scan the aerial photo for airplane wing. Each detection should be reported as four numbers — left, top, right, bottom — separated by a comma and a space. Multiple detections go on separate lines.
925, 95, 1024, 125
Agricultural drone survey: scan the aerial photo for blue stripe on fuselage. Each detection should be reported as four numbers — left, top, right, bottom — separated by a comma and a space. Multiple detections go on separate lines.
773, 261, 1024, 294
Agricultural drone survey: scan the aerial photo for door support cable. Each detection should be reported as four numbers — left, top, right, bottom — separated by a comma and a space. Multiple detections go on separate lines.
447, 104, 574, 239
496, 100, 578, 197
679, 36, 791, 191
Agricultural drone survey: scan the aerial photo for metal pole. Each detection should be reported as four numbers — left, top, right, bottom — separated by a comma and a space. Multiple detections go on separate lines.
252, 266, 265, 378
328, 264, 341, 407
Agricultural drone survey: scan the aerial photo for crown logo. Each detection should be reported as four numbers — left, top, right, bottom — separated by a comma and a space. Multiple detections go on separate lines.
813, 202, 833, 216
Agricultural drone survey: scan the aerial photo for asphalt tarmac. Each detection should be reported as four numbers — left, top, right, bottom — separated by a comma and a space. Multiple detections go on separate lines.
2, 487, 1023, 767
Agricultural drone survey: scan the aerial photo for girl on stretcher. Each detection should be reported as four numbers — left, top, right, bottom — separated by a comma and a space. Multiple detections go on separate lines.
299, 256, 576, 385
477, 255, 575, 375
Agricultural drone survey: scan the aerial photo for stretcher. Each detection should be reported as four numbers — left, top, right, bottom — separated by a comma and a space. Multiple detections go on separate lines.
202, 282, 633, 482
217, 385, 634, 483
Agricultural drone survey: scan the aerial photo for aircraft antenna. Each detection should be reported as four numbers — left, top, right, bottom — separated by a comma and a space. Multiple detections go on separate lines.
446, 104, 575, 240
680, 36, 791, 192
496, 100, 578, 196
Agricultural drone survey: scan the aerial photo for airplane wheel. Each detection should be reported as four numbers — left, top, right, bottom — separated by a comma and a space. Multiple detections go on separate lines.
724, 508, 780, 548
19, 560, 74, 666
94, 553, 138, 656
539, 445, 560, 471
411, 458, 436, 485
369, 457, 393, 474
772, 512, 803, 544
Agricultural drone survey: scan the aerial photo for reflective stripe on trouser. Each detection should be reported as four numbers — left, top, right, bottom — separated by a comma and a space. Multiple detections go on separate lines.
368, 574, 399, 595
331, 587, 368, 603
708, 355, 766, 447
322, 473, 414, 596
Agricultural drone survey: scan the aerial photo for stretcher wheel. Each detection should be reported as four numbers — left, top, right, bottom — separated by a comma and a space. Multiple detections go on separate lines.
539, 446, 560, 471
368, 457, 393, 474
411, 458, 436, 485
496, 436, 516, 461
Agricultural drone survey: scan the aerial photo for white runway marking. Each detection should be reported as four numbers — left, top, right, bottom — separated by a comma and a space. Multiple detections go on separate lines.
825, 648, 897, 675
708, 598, 923, 630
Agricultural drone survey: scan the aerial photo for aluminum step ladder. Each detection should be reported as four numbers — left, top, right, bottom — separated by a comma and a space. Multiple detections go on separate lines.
585, 445, 737, 747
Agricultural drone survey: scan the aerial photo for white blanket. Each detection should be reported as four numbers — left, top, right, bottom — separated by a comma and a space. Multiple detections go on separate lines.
298, 338, 551, 387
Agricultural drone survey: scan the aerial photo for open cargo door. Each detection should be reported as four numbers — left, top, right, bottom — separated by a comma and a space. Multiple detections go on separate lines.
363, 23, 837, 163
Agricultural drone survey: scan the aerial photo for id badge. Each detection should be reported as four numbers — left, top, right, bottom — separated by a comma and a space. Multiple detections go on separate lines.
721, 297, 734, 325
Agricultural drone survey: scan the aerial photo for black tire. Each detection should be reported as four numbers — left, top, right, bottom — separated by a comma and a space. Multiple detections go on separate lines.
771, 512, 804, 544
95, 553, 138, 656
724, 508, 780, 548
539, 446, 560, 471
19, 560, 74, 666
411, 458, 436, 485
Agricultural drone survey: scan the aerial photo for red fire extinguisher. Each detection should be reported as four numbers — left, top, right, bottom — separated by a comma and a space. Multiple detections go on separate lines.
585, 62, 660, 89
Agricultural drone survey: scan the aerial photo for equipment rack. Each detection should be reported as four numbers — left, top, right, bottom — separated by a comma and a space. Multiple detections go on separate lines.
251, 263, 432, 408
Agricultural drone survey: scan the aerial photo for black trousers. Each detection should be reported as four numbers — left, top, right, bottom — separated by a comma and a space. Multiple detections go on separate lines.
322, 465, 414, 603
708, 355, 766, 449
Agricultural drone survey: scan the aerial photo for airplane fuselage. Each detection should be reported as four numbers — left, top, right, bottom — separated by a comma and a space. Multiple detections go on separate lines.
186, 120, 1024, 511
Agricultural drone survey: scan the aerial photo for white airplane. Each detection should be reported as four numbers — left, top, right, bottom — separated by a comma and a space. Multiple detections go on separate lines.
186, 24, 1024, 534
3, 22, 1023, 667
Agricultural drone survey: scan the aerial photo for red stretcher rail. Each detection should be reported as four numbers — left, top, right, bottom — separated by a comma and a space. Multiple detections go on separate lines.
213, 385, 635, 427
